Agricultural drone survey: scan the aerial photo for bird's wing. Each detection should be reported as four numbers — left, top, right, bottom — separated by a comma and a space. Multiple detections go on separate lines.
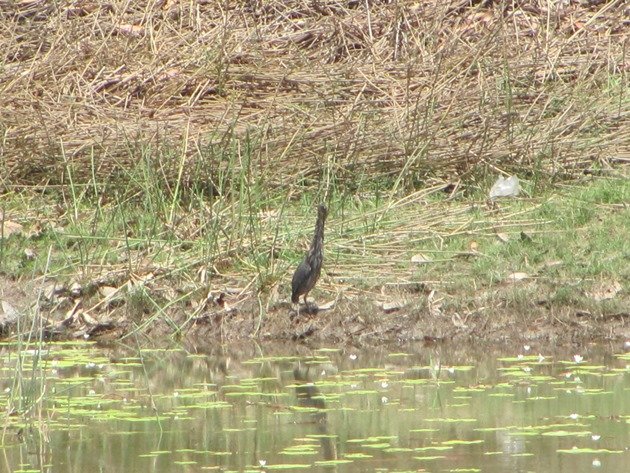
291, 260, 311, 293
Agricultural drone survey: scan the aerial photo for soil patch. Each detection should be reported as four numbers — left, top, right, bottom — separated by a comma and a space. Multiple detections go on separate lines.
1, 274, 627, 347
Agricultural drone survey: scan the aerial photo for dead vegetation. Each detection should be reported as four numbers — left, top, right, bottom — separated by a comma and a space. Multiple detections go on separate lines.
0, 1, 628, 346
1, 0, 627, 190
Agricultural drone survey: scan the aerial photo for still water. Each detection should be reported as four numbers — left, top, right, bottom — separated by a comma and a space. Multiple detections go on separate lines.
1, 340, 628, 472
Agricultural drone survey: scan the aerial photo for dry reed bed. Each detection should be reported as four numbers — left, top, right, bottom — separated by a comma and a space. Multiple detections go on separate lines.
1, 0, 628, 189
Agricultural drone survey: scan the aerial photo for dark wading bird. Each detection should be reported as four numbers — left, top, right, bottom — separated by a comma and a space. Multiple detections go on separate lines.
291, 205, 328, 314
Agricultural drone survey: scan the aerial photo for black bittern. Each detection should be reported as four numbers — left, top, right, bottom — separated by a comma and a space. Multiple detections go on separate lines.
291, 205, 328, 310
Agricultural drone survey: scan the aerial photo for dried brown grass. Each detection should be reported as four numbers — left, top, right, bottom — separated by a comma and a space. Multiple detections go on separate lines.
0, 0, 627, 190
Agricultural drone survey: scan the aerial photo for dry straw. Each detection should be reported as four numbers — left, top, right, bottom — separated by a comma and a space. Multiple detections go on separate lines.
1, 0, 627, 190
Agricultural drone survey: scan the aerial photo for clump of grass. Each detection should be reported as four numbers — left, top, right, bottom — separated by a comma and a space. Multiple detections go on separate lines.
422, 177, 629, 315
126, 285, 154, 322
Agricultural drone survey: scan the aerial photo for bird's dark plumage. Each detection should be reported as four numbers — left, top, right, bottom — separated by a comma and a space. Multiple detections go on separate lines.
291, 205, 327, 305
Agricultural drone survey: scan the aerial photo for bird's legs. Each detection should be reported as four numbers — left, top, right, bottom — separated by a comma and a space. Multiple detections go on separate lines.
303, 292, 318, 313
292, 293, 308, 320
292, 292, 318, 320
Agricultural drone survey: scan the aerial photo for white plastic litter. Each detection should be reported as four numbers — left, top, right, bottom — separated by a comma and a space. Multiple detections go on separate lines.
489, 175, 520, 199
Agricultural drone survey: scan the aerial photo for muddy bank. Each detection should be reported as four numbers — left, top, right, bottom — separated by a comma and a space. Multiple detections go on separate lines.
1, 275, 627, 347
158, 294, 630, 347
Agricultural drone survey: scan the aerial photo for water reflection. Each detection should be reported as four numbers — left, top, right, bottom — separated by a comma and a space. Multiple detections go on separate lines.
0, 340, 628, 472
293, 363, 337, 462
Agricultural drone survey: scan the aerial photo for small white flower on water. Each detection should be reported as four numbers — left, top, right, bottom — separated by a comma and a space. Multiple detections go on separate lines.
173, 391, 179, 397
569, 413, 579, 420
51, 369, 58, 375
83, 333, 90, 339
538, 354, 545, 363
85, 362, 96, 369
522, 366, 531, 373
592, 435, 601, 441
565, 372, 572, 379
592, 459, 601, 468
381, 381, 389, 388
447, 367, 455, 374
88, 389, 96, 395
349, 354, 357, 360
381, 396, 388, 404
350, 384, 358, 389
517, 354, 524, 360
523, 345, 531, 352
624, 340, 630, 348
573, 354, 583, 363
123, 397, 128, 403
259, 460, 267, 467
52, 360, 58, 367
4, 387, 10, 393
526, 387, 532, 395
574, 376, 582, 384
321, 370, 326, 376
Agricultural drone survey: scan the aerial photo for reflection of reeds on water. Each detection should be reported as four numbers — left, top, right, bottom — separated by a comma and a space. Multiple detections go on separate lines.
293, 364, 337, 461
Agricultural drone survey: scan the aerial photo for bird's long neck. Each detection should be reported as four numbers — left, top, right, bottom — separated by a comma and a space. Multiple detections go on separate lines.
309, 211, 326, 257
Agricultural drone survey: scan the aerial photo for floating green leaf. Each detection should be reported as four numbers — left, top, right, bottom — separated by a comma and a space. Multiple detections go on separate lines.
557, 448, 623, 454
